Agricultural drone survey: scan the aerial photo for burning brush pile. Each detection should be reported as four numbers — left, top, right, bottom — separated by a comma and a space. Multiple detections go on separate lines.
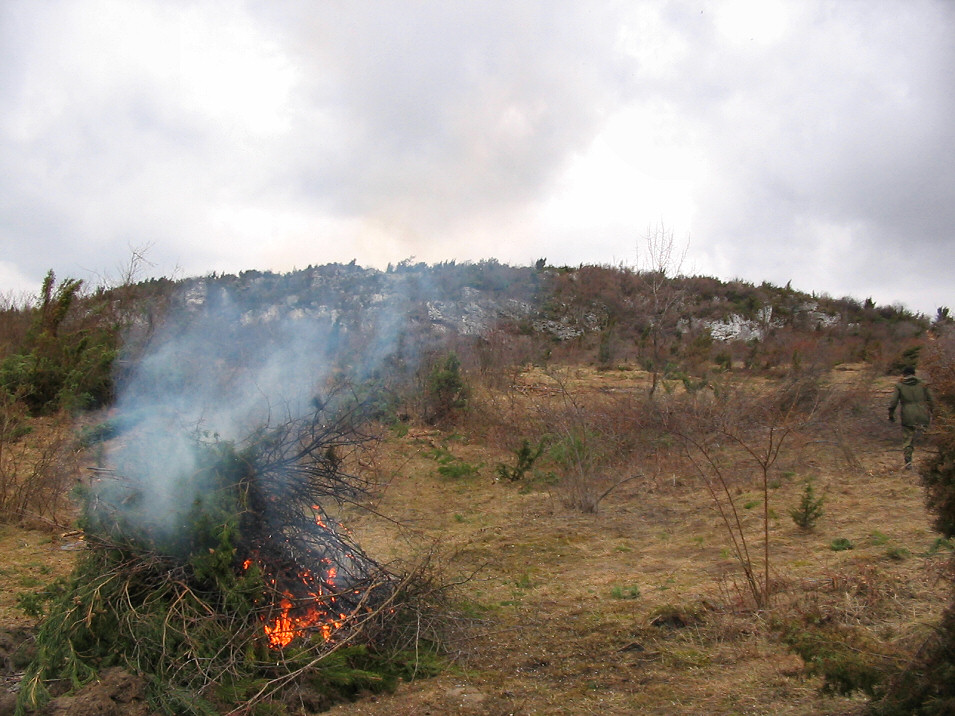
17, 400, 444, 715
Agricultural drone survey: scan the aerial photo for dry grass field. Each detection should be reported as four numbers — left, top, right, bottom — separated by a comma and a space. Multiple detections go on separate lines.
1, 363, 950, 715
326, 364, 949, 715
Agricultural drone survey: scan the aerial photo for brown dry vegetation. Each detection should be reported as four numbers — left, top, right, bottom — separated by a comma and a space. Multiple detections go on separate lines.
330, 364, 944, 715
0, 261, 943, 715
1, 362, 949, 715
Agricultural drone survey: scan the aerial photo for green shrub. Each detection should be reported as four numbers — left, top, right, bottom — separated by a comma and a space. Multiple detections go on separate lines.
779, 619, 891, 697
496, 438, 545, 482
830, 538, 854, 551
610, 585, 641, 600
876, 604, 955, 715
597, 326, 616, 368
925, 537, 955, 555
647, 602, 705, 629
888, 345, 921, 374
548, 428, 597, 473
0, 271, 119, 415
789, 481, 825, 531
714, 351, 732, 371
424, 352, 469, 424
884, 546, 910, 561
437, 460, 480, 480
428, 445, 480, 480
76, 419, 124, 447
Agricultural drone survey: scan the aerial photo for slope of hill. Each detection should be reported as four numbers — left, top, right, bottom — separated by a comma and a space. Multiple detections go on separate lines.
124, 260, 929, 379
0, 260, 948, 715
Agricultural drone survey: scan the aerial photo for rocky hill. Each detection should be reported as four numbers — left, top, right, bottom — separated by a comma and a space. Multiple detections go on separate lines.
135, 260, 929, 379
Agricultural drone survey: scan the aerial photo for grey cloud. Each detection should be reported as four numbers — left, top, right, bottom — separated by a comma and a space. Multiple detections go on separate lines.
646, 1, 955, 311
271, 2, 629, 229
0, 0, 952, 314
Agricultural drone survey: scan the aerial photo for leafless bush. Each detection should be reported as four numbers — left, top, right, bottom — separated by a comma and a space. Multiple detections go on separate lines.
0, 399, 76, 526
812, 368, 884, 469
530, 368, 657, 513
472, 329, 539, 390
667, 378, 815, 608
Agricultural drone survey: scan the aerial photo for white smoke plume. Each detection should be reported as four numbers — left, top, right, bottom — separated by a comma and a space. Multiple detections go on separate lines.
102, 270, 414, 540
97, 261, 538, 542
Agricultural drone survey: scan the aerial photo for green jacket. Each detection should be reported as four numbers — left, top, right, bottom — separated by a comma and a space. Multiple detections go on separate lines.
889, 376, 934, 427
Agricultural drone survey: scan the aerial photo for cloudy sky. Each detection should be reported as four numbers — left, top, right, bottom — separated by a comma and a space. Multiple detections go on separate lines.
1, 0, 952, 314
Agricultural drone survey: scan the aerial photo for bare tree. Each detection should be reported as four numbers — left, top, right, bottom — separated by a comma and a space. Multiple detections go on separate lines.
671, 379, 813, 608
637, 223, 688, 397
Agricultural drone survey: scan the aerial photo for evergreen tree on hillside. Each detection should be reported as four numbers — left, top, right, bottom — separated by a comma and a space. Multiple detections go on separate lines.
0, 270, 118, 414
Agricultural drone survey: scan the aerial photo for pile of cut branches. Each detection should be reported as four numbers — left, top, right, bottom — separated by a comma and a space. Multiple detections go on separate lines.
17, 402, 446, 715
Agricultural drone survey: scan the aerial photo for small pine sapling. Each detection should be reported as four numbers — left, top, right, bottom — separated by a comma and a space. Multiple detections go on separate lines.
496, 438, 545, 482
789, 480, 824, 531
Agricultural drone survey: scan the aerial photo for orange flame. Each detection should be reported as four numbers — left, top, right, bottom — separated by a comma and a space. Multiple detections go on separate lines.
262, 592, 346, 648
256, 560, 346, 649
246, 508, 361, 649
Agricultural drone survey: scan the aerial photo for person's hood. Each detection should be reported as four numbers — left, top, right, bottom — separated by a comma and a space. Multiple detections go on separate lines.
902, 376, 920, 385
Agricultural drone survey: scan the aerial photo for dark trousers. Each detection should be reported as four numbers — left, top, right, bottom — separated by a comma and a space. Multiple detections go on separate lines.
902, 424, 926, 464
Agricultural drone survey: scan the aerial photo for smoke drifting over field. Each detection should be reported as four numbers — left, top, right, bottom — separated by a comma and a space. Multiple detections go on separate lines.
101, 274, 413, 539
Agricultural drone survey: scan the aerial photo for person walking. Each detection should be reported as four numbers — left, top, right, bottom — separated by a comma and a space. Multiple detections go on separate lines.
888, 365, 934, 469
